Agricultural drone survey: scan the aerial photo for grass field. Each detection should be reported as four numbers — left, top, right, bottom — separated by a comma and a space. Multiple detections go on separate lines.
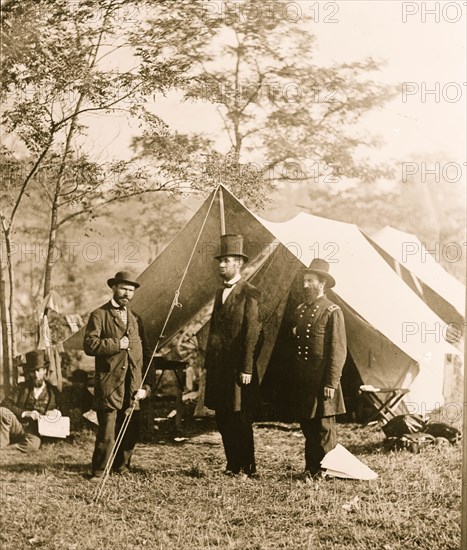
0, 413, 461, 550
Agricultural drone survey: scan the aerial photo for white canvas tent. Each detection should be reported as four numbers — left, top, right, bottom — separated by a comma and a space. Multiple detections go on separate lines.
65, 187, 462, 415
259, 212, 462, 413
369, 226, 465, 348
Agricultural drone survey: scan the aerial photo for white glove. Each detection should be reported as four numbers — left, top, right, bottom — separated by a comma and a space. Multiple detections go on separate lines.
133, 388, 147, 401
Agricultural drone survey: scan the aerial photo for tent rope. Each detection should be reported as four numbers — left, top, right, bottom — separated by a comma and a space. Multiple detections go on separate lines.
93, 186, 220, 504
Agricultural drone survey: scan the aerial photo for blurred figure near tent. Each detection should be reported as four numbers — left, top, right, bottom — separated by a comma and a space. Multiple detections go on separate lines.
37, 290, 64, 391
60, 369, 94, 431
291, 259, 347, 478
204, 235, 262, 478
84, 270, 153, 480
0, 350, 61, 452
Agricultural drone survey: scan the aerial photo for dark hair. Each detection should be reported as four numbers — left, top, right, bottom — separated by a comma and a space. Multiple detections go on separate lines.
316, 273, 327, 288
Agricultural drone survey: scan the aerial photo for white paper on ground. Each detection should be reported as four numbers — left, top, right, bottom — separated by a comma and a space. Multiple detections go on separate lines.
320, 444, 378, 480
38, 416, 70, 438
82, 409, 99, 425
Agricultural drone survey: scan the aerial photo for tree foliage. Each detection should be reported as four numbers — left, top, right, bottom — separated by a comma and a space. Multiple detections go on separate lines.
134, 0, 396, 199
0, 0, 202, 377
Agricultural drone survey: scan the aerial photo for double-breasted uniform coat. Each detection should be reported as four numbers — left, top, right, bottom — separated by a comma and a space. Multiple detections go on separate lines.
293, 295, 347, 419
293, 294, 347, 474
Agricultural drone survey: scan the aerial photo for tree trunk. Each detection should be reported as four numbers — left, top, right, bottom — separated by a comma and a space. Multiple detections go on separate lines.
0, 255, 12, 395
43, 222, 58, 298
5, 235, 17, 361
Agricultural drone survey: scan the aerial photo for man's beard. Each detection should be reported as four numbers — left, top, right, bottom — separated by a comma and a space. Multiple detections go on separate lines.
34, 378, 44, 387
304, 288, 319, 304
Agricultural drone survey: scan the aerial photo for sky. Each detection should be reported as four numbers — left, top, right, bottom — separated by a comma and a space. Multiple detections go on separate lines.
83, 0, 467, 168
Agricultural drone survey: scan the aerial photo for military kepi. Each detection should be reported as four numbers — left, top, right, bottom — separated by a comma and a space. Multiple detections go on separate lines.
303, 258, 336, 289
215, 234, 249, 262
107, 270, 140, 289
25, 350, 49, 371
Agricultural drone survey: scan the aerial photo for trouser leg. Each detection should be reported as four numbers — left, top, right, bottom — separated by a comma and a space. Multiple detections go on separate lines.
15, 431, 42, 453
113, 409, 140, 472
235, 409, 256, 475
216, 409, 256, 475
216, 409, 238, 472
92, 409, 117, 476
300, 416, 336, 473
0, 407, 25, 448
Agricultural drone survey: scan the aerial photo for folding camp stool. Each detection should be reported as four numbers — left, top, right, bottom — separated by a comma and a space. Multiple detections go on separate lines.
359, 386, 409, 425
153, 357, 187, 431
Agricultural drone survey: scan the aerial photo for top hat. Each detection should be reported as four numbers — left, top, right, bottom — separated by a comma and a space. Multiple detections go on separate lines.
215, 234, 249, 262
107, 270, 140, 289
303, 258, 336, 288
25, 350, 49, 371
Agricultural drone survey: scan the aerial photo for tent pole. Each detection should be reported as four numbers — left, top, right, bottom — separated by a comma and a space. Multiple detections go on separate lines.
219, 185, 226, 235
462, 282, 467, 547
93, 188, 219, 504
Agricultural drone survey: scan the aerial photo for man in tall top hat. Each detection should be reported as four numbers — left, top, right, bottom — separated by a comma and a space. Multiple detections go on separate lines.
0, 350, 61, 452
204, 234, 262, 478
84, 270, 153, 480
292, 258, 347, 478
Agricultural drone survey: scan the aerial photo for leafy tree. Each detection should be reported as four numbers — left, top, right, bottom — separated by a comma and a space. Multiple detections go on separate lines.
135, 0, 396, 202
0, 0, 198, 380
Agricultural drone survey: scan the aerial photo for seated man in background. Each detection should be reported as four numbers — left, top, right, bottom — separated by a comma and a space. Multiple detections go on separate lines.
0, 350, 61, 452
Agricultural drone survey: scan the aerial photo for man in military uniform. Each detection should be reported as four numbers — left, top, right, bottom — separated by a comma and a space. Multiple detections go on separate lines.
292, 258, 347, 478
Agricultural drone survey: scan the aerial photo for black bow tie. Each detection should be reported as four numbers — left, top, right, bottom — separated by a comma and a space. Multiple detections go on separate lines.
223, 282, 236, 289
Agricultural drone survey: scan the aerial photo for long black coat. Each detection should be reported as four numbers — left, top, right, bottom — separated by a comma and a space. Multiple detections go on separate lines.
292, 295, 347, 419
204, 280, 261, 412
84, 302, 152, 410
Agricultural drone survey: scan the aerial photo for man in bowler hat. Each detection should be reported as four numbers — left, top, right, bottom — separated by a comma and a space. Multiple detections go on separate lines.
204, 234, 262, 478
0, 350, 61, 452
84, 271, 152, 480
292, 258, 347, 478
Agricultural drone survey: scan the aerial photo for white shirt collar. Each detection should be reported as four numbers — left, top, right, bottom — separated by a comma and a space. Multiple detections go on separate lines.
33, 382, 46, 399
111, 298, 125, 309
224, 274, 241, 286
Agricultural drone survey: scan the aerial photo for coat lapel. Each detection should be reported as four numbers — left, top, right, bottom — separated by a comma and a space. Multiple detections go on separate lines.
126, 308, 139, 338
221, 280, 244, 311
107, 302, 126, 331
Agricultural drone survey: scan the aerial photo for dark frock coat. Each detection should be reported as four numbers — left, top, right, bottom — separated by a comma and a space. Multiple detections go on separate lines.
204, 280, 261, 412
293, 295, 347, 419
84, 301, 152, 410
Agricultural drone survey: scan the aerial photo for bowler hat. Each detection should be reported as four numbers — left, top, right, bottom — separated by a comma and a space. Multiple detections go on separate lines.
215, 234, 249, 261
303, 258, 336, 288
25, 350, 49, 371
107, 270, 140, 289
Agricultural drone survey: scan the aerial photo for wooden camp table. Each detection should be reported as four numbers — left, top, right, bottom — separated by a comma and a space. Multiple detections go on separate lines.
359, 386, 409, 425
153, 356, 187, 430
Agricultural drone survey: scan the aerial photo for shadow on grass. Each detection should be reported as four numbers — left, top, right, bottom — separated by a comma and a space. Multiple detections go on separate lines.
143, 415, 218, 445
0, 461, 90, 475
344, 440, 384, 455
